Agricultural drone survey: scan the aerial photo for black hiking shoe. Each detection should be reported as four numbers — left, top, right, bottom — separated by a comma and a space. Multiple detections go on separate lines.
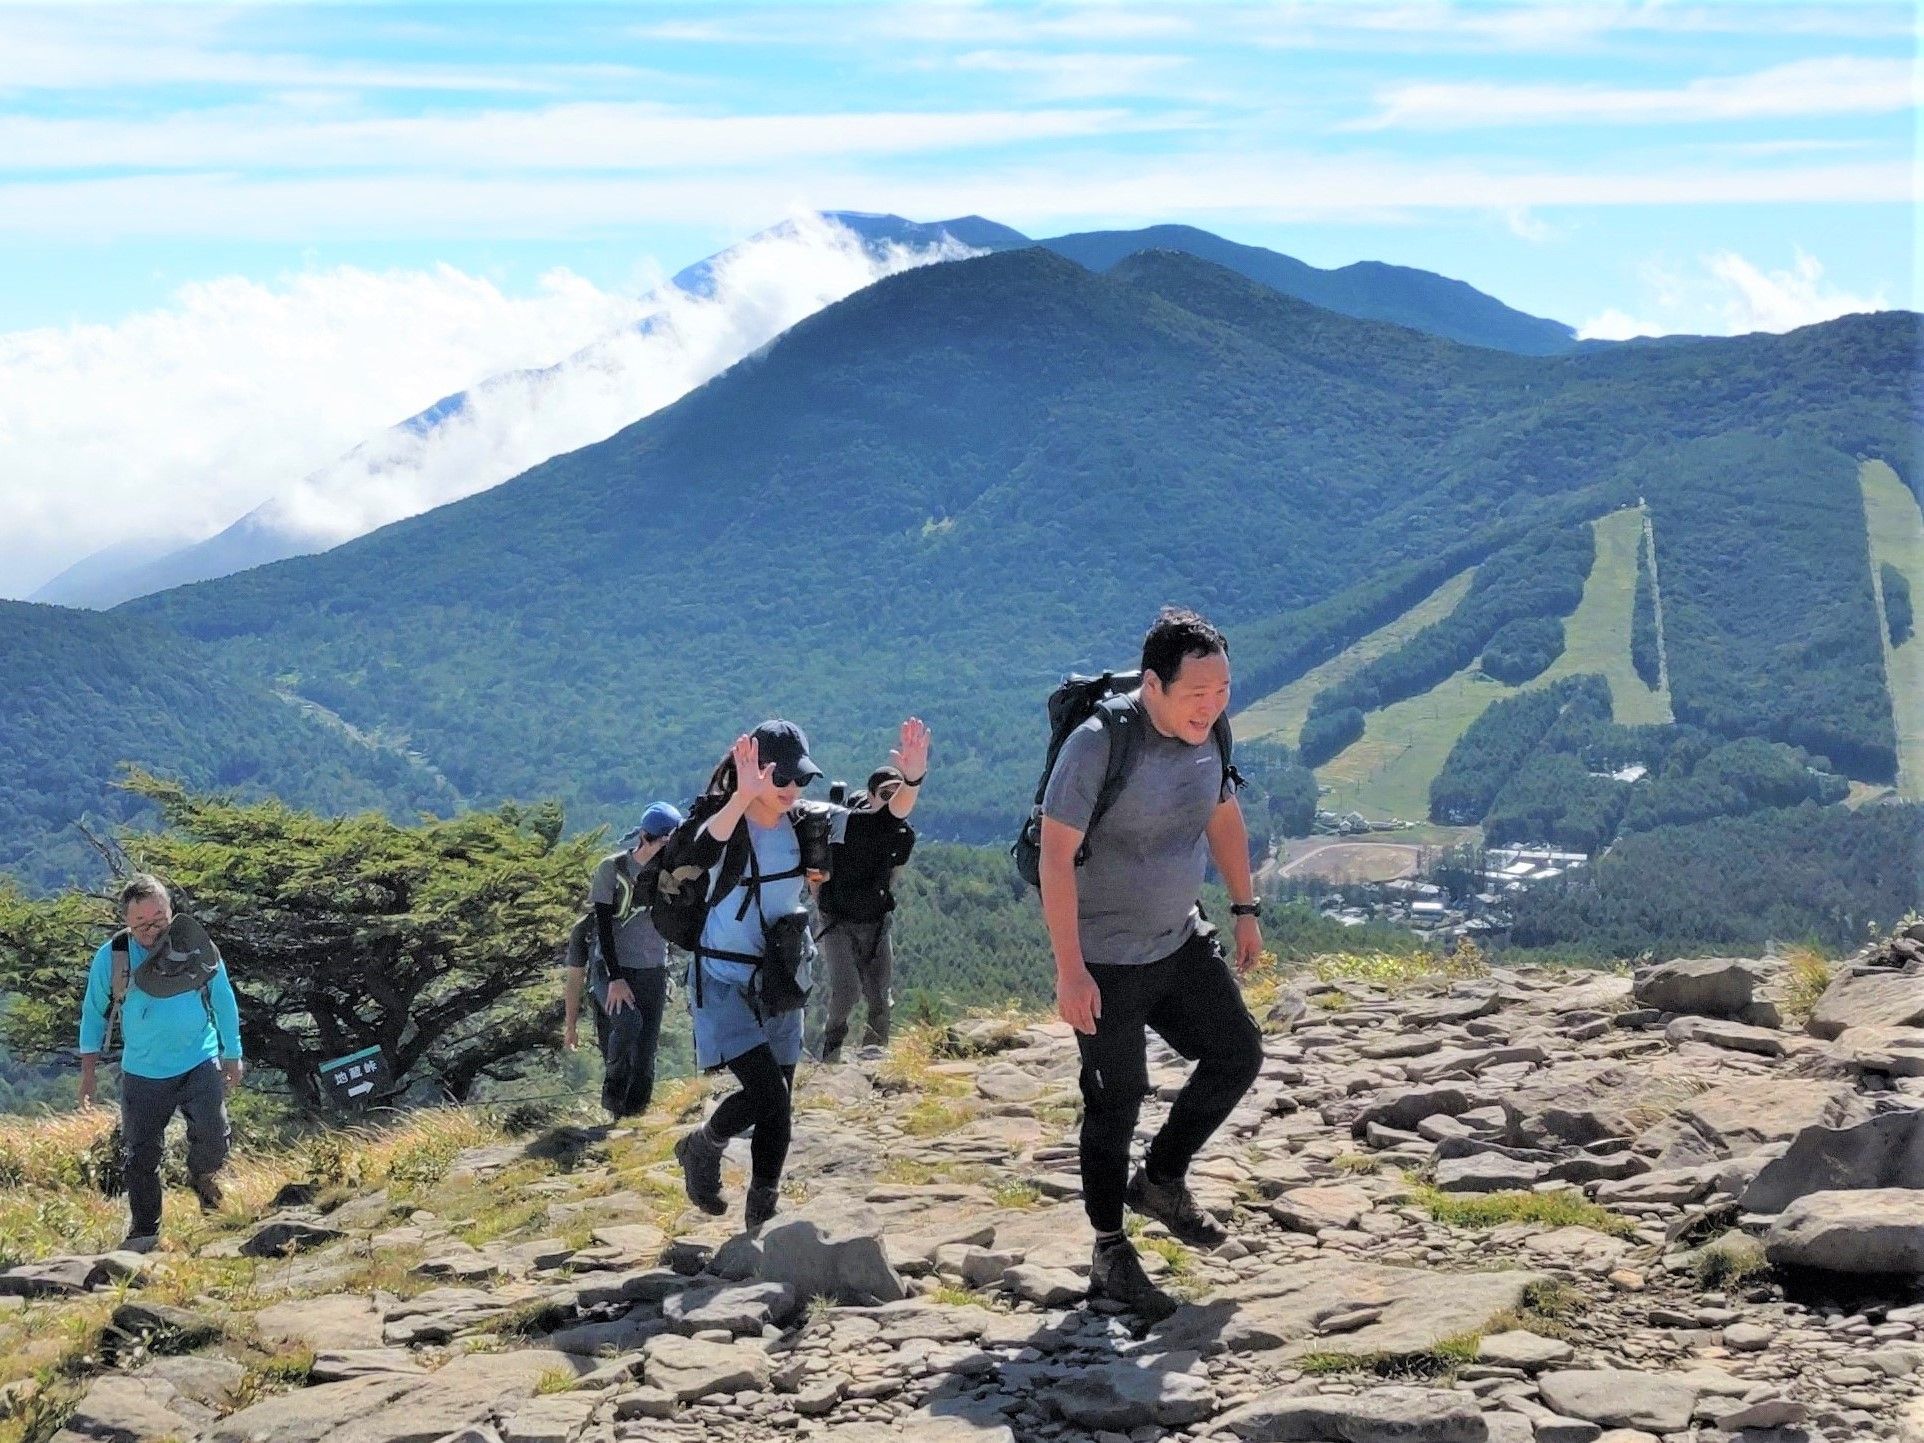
1127, 1166, 1227, 1250
118, 1232, 158, 1255
1087, 1237, 1178, 1321
188, 1171, 224, 1212
673, 1128, 727, 1216
745, 1184, 780, 1230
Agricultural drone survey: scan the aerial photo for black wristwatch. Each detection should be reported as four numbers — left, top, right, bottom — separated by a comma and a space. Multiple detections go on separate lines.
1229, 900, 1262, 918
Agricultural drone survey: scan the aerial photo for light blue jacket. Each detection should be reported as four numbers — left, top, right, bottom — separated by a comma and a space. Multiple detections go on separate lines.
77, 935, 243, 1080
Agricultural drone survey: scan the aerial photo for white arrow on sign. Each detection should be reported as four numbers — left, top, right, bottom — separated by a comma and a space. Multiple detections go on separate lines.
347, 1082, 373, 1097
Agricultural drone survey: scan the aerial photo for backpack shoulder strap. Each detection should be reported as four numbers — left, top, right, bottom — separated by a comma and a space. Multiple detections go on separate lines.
103, 930, 131, 1059
1080, 695, 1146, 860
1212, 714, 1244, 794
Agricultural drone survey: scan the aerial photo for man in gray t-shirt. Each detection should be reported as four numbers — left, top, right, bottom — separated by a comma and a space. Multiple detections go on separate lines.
1038, 607, 1268, 1320
564, 801, 682, 1119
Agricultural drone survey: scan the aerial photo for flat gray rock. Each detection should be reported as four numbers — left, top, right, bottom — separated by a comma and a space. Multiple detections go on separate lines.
1214, 1384, 1488, 1441
255, 1293, 386, 1351
1151, 1257, 1546, 1361
661, 1279, 797, 1335
1267, 1183, 1371, 1233
1433, 1152, 1545, 1192
642, 1334, 771, 1402
1477, 1328, 1575, 1369
1810, 968, 1924, 1039
1537, 1369, 1700, 1432
1038, 1358, 1215, 1428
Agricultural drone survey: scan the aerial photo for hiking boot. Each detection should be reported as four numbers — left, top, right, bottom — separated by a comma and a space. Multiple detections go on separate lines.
188, 1171, 224, 1213
1087, 1237, 1177, 1321
745, 1183, 780, 1230
118, 1232, 158, 1255
1127, 1166, 1227, 1249
673, 1128, 727, 1215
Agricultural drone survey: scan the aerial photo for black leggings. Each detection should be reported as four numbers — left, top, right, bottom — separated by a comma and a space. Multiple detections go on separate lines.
1076, 929, 1265, 1234
706, 1044, 796, 1187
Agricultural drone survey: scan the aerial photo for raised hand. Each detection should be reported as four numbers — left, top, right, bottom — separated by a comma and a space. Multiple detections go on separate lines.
890, 716, 930, 780
731, 734, 778, 802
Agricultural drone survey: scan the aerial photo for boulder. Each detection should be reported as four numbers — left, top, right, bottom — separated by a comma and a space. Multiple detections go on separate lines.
1744, 1108, 1924, 1213
109, 1300, 222, 1350
1809, 968, 1924, 1039
1633, 956, 1786, 1027
1537, 1369, 1700, 1432
1765, 1188, 1924, 1275
1214, 1385, 1489, 1441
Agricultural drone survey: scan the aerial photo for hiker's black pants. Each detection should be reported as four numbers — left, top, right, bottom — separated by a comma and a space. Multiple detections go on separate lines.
819, 908, 895, 1059
122, 1059, 229, 1237
1076, 929, 1263, 1234
708, 1044, 796, 1188
593, 965, 667, 1119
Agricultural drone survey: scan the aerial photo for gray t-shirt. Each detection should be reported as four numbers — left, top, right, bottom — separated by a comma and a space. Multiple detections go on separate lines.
1041, 707, 1232, 967
590, 852, 669, 970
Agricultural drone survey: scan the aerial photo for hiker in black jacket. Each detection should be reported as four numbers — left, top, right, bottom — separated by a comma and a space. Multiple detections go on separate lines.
816, 750, 924, 1062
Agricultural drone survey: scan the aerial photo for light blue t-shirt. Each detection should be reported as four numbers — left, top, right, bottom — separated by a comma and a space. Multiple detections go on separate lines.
77, 936, 244, 1080
696, 818, 809, 987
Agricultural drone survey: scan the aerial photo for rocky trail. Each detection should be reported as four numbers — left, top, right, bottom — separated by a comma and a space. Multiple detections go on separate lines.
11, 939, 1924, 1443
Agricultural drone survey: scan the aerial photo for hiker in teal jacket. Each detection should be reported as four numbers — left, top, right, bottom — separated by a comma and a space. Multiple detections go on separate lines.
76, 875, 244, 1251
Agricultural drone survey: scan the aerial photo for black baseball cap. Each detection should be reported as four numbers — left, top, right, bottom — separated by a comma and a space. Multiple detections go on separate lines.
752, 719, 823, 787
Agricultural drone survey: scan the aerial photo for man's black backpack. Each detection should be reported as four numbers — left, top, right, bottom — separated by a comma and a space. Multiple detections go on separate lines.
1012, 669, 1240, 888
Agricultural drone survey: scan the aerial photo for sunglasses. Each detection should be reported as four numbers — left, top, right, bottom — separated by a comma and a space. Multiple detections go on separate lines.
771, 772, 814, 789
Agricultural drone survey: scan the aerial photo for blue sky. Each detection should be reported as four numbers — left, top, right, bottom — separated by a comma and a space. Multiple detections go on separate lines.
0, 1, 1916, 597
1, 1, 1915, 333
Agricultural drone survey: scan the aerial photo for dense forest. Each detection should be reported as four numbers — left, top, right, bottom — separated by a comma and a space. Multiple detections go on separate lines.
1430, 674, 1850, 854
1509, 800, 1924, 956
0, 602, 457, 891
1631, 523, 1662, 690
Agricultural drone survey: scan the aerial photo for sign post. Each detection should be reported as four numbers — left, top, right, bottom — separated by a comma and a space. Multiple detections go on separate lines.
317, 1044, 390, 1110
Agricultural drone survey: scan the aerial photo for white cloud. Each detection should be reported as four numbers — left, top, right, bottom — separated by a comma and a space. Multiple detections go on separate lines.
0, 214, 972, 597
1709, 247, 1887, 332
0, 152, 1909, 246
1576, 307, 1663, 340
1359, 56, 1919, 129
948, 49, 1190, 100
1577, 246, 1888, 338
0, 101, 1143, 173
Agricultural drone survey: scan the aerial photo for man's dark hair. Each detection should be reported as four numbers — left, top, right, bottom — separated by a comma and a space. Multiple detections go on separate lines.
117, 873, 169, 916
1140, 606, 1228, 688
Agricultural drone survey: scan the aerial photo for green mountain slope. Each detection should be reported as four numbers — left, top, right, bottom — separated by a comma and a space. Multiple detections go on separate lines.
1042, 223, 1578, 354
83, 249, 1919, 870
0, 601, 459, 889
